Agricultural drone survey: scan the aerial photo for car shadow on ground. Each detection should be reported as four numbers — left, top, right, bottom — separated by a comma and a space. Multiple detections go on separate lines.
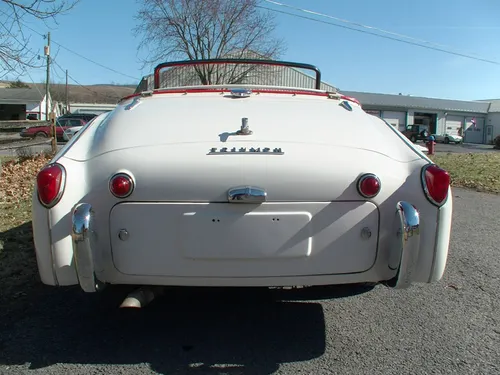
0, 221, 376, 375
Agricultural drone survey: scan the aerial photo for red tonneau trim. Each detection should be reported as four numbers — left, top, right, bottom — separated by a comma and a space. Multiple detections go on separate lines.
119, 87, 331, 103
155, 88, 329, 96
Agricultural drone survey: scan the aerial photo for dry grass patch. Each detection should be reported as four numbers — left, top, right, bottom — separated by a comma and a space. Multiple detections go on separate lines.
0, 153, 53, 307
430, 152, 500, 194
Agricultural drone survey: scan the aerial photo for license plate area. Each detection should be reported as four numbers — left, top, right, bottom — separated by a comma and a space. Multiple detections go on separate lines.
180, 211, 312, 260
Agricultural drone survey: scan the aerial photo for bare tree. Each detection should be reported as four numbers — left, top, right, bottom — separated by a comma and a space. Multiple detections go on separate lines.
0, 0, 79, 77
134, 0, 286, 86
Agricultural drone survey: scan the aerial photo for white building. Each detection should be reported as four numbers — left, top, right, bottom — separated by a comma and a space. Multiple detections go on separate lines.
481, 99, 500, 142
340, 91, 495, 144
68, 102, 116, 115
0, 86, 57, 121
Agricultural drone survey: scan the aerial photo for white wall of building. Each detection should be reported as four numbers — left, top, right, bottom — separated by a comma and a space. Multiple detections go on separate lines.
486, 113, 500, 143
443, 115, 462, 136
433, 111, 449, 134
40, 96, 48, 120
32, 95, 59, 120
69, 102, 116, 114
24, 100, 42, 120
371, 109, 489, 143
381, 110, 407, 131
434, 112, 487, 143
464, 116, 485, 144
25, 101, 40, 112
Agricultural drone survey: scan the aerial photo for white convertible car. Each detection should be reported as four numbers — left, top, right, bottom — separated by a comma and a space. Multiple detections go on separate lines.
32, 59, 453, 308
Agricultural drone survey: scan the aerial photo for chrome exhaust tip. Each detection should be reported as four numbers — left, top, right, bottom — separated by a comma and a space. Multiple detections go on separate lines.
119, 286, 165, 309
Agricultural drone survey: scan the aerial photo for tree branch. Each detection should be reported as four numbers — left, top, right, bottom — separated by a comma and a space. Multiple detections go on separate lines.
0, 0, 79, 76
134, 0, 286, 87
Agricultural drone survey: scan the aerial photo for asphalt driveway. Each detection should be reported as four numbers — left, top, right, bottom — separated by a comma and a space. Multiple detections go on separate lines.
0, 187, 499, 374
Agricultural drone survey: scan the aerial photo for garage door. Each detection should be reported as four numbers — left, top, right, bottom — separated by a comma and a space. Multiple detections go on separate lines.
445, 116, 463, 136
382, 111, 406, 131
464, 117, 485, 144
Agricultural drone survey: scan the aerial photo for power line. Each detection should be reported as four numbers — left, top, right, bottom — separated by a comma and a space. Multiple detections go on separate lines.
258, 2, 500, 66
262, 0, 456, 50
49, 39, 140, 81
0, 8, 141, 81
52, 59, 122, 102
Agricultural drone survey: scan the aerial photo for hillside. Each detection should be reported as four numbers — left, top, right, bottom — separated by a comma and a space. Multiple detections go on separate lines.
0, 81, 137, 104
48, 83, 137, 104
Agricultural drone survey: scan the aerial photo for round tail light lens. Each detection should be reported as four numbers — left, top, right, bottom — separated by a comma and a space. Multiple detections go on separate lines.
422, 164, 450, 206
110, 173, 134, 198
37, 163, 66, 208
357, 173, 381, 198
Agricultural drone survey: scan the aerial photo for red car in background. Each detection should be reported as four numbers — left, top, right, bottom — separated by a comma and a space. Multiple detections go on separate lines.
20, 114, 96, 141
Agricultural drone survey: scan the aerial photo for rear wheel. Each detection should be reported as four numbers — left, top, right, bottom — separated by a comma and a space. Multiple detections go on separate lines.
35, 131, 47, 138
444, 137, 450, 144
410, 135, 417, 143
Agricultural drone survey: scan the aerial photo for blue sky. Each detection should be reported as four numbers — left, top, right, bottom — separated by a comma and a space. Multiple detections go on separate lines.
8, 0, 500, 101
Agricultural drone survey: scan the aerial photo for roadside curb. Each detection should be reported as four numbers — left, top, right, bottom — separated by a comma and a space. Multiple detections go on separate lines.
0, 140, 51, 151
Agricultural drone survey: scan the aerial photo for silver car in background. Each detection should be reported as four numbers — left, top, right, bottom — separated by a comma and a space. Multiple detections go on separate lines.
432, 133, 463, 144
63, 125, 83, 141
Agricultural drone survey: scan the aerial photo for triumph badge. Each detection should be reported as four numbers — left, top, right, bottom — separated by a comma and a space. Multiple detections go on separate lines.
236, 117, 253, 135
208, 147, 284, 155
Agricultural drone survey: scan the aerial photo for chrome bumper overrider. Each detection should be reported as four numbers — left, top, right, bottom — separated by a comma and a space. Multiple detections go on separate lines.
72, 203, 103, 293
386, 201, 421, 289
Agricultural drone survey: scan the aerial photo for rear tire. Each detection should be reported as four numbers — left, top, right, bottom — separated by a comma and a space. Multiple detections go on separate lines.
410, 135, 417, 143
444, 137, 450, 144
35, 132, 47, 138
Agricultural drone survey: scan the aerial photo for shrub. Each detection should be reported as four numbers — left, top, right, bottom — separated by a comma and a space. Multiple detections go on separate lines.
494, 135, 500, 149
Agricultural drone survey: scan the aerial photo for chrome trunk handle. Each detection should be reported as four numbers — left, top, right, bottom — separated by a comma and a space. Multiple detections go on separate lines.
227, 186, 267, 203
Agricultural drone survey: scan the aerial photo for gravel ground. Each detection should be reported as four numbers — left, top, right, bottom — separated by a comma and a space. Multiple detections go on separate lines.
0, 187, 499, 374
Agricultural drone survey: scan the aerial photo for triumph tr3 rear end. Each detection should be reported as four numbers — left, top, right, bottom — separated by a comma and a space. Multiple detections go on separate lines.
31, 59, 453, 306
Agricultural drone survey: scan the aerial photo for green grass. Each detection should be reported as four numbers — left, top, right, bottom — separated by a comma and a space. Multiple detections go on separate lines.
0, 155, 16, 163
430, 152, 500, 194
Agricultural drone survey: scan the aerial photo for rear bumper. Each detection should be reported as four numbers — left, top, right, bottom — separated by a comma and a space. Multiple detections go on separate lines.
72, 203, 104, 293
385, 201, 420, 289
69, 199, 426, 292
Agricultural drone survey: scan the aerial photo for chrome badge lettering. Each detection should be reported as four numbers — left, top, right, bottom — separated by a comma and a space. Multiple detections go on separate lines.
208, 147, 284, 155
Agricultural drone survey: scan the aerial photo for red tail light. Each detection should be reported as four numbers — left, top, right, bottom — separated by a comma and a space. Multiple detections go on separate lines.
110, 173, 134, 198
357, 173, 381, 198
422, 164, 450, 206
36, 163, 66, 208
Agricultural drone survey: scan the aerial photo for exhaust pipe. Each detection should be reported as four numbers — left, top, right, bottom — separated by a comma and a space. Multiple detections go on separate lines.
119, 286, 165, 309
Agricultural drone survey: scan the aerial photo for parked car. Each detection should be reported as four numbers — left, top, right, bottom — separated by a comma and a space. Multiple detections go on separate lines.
432, 133, 463, 144
20, 117, 87, 141
402, 124, 430, 143
62, 125, 84, 141
58, 113, 99, 122
62, 114, 106, 141
32, 59, 453, 309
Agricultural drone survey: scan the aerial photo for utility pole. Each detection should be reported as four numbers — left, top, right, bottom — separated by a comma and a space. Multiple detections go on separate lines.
44, 32, 56, 153
65, 69, 69, 113
44, 32, 50, 122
